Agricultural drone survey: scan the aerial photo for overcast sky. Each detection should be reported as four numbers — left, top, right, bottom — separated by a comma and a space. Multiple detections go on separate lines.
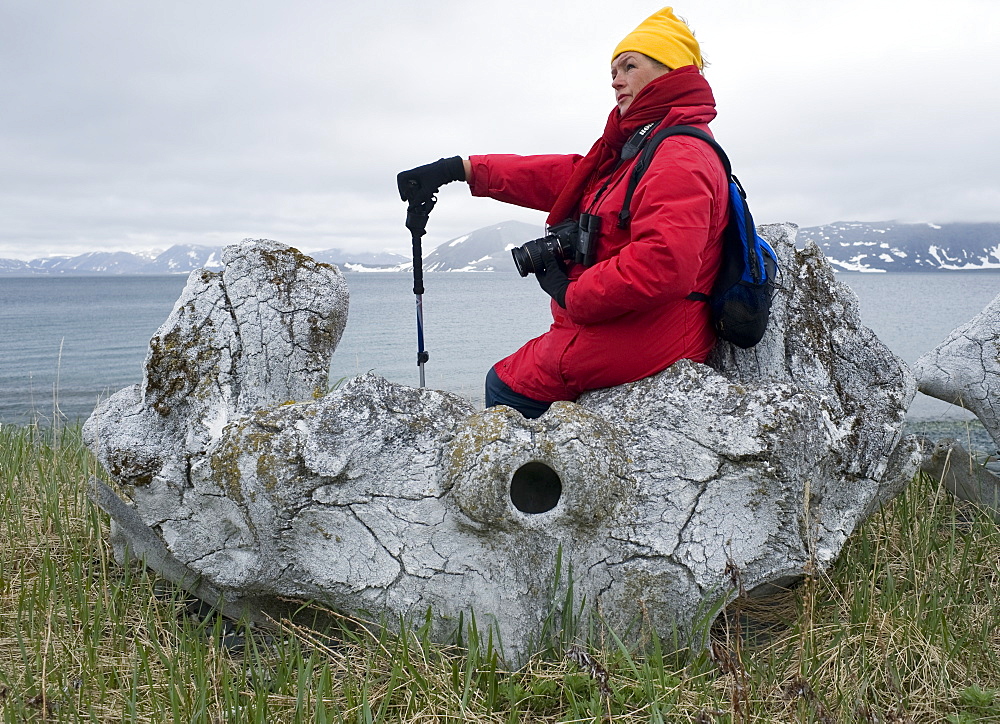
2, 0, 998, 260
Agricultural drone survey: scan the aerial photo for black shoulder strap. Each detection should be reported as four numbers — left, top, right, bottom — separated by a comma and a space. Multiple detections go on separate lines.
617, 125, 732, 230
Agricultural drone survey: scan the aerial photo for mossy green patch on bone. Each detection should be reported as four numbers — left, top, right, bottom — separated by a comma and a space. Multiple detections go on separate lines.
443, 409, 517, 476
145, 329, 226, 414
215, 409, 306, 499
105, 452, 156, 489
210, 428, 247, 505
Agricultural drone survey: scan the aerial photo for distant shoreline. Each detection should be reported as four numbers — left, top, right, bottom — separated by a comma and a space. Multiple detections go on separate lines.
4, 267, 1000, 278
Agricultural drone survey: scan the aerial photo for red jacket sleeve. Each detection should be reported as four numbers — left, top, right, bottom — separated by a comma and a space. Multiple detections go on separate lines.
468, 154, 584, 212
563, 139, 722, 325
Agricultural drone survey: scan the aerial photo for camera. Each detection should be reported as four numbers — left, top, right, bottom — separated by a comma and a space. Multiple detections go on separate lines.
511, 214, 602, 277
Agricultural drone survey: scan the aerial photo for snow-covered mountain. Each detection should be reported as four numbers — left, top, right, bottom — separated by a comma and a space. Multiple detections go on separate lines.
144, 245, 225, 273
422, 221, 543, 272
0, 244, 225, 275
797, 221, 1000, 272
423, 220, 1000, 273
0, 243, 408, 275
310, 249, 409, 272
4, 220, 1000, 275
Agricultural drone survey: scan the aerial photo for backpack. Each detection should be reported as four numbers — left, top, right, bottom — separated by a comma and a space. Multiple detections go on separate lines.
617, 124, 778, 349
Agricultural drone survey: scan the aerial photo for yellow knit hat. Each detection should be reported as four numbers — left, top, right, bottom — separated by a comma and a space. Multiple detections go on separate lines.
611, 7, 702, 70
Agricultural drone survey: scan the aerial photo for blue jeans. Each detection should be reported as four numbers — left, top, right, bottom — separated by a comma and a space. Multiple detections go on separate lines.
484, 367, 552, 419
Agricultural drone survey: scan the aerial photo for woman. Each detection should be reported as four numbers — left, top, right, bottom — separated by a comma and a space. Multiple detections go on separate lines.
398, 7, 727, 418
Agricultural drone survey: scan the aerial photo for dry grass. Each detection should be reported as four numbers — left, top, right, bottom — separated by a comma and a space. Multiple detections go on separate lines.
3, 422, 1000, 722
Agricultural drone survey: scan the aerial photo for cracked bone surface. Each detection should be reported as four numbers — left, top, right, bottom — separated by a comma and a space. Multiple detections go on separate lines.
913, 293, 1000, 449
84, 231, 919, 664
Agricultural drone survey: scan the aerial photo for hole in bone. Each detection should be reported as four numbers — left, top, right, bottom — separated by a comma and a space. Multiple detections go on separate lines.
510, 462, 562, 514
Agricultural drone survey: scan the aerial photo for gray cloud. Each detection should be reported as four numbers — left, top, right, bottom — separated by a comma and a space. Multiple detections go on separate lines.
1, 0, 998, 260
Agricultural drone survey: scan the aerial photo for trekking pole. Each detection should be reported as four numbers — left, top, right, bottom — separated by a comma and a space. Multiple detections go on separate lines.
404, 185, 435, 387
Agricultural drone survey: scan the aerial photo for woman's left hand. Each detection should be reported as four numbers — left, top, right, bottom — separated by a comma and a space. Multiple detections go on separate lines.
535, 248, 571, 308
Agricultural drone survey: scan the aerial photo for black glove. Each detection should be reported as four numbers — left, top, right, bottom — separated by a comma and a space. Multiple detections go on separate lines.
535, 247, 571, 308
397, 156, 466, 202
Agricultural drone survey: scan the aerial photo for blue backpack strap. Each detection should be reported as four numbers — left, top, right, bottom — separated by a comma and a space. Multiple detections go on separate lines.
617, 125, 732, 230
615, 124, 778, 348
616, 124, 774, 289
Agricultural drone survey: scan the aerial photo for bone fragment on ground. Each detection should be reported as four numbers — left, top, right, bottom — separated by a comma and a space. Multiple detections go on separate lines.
914, 293, 1000, 451
916, 436, 1000, 523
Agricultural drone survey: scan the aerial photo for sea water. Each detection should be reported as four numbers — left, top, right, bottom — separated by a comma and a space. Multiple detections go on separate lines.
1, 271, 997, 426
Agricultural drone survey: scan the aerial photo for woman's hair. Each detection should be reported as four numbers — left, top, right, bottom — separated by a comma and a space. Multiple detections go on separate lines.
641, 52, 709, 74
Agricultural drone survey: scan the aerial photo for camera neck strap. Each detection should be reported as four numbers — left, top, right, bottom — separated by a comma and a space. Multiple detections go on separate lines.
583, 120, 664, 216
620, 120, 662, 161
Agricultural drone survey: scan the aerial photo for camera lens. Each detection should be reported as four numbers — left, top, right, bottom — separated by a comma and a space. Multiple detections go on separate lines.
511, 241, 546, 277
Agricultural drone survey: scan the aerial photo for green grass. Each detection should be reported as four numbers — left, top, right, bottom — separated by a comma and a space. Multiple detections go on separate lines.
3, 422, 1000, 722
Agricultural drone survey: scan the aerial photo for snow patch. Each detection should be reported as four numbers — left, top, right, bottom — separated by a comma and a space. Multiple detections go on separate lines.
343, 262, 409, 273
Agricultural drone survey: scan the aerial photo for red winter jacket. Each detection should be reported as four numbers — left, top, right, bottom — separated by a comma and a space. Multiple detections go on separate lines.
469, 97, 727, 402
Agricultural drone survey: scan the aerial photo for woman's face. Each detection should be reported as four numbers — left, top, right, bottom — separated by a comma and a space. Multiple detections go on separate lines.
611, 52, 670, 114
